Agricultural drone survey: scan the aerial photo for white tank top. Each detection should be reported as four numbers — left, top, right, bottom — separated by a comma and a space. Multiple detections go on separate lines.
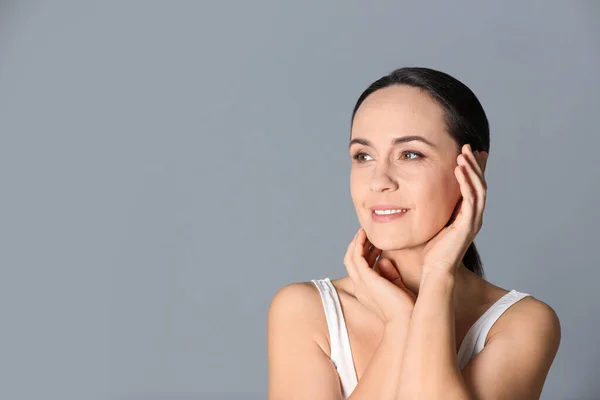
310, 277, 531, 399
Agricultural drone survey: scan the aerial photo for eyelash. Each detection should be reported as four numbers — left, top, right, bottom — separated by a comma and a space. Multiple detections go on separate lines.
351, 150, 424, 163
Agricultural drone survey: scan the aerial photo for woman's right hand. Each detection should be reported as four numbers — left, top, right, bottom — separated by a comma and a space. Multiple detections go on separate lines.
343, 228, 416, 324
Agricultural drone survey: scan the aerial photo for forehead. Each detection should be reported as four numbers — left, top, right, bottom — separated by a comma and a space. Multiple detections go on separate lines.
351, 85, 448, 142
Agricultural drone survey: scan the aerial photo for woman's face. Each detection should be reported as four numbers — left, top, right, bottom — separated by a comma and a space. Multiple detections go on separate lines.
350, 84, 463, 250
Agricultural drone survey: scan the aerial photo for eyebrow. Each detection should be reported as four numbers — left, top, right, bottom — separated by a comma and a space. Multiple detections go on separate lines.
348, 135, 437, 150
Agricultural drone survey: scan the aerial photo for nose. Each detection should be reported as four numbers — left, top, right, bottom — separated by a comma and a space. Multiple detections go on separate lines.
369, 161, 399, 192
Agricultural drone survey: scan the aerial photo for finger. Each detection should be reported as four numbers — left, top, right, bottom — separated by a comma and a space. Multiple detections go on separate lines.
454, 163, 476, 226
361, 231, 382, 268
460, 146, 487, 203
352, 228, 367, 281
461, 145, 484, 182
373, 255, 380, 273
357, 229, 374, 269
350, 230, 381, 311
366, 245, 382, 269
344, 230, 361, 283
460, 146, 487, 227
344, 244, 356, 282
458, 161, 484, 232
353, 228, 377, 282
363, 233, 372, 255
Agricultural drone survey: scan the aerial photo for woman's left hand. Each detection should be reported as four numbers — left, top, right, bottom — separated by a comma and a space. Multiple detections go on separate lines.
421, 144, 488, 278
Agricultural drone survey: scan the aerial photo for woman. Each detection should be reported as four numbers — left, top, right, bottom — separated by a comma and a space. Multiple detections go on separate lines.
267, 67, 561, 399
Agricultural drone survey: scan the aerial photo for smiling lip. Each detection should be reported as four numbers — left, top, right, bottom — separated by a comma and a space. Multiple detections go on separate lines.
370, 204, 409, 211
370, 207, 409, 223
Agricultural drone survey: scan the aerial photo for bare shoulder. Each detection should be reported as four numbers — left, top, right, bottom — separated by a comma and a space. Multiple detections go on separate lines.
269, 281, 321, 311
488, 292, 562, 348
267, 281, 342, 399
461, 291, 562, 399
267, 281, 331, 354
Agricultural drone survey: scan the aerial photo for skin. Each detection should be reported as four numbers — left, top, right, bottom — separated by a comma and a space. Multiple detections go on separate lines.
344, 85, 500, 311
334, 83, 508, 378
267, 83, 561, 399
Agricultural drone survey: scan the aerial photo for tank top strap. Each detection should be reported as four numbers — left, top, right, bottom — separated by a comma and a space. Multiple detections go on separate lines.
457, 289, 531, 370
474, 290, 531, 349
310, 278, 358, 397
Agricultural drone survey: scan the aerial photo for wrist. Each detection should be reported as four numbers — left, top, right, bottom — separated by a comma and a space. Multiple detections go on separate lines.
421, 267, 456, 285
384, 309, 413, 330
419, 268, 456, 300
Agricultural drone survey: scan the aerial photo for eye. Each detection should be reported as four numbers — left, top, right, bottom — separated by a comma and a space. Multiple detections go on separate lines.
400, 151, 423, 161
352, 151, 424, 163
351, 152, 372, 163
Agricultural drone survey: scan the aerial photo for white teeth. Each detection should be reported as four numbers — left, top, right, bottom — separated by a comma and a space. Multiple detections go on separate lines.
374, 209, 407, 215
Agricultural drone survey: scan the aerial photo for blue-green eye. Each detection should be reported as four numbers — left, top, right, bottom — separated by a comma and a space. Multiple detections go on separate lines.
351, 151, 424, 163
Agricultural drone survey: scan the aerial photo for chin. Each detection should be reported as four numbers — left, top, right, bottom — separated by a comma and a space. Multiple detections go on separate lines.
366, 230, 411, 250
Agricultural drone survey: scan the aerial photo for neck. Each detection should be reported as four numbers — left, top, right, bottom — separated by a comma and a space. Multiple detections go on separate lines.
377, 247, 478, 314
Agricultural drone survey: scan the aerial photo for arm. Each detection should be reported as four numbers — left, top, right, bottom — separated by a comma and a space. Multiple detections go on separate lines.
460, 294, 561, 399
394, 147, 561, 398
267, 282, 413, 400
268, 283, 342, 399
397, 270, 470, 399
397, 270, 562, 399
347, 313, 412, 400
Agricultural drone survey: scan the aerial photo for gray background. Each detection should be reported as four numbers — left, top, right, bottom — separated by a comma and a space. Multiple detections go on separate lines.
0, 1, 598, 399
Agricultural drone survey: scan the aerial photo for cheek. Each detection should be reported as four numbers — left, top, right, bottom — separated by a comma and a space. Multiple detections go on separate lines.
349, 176, 362, 207
349, 176, 368, 223
349, 168, 373, 199
413, 174, 460, 231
